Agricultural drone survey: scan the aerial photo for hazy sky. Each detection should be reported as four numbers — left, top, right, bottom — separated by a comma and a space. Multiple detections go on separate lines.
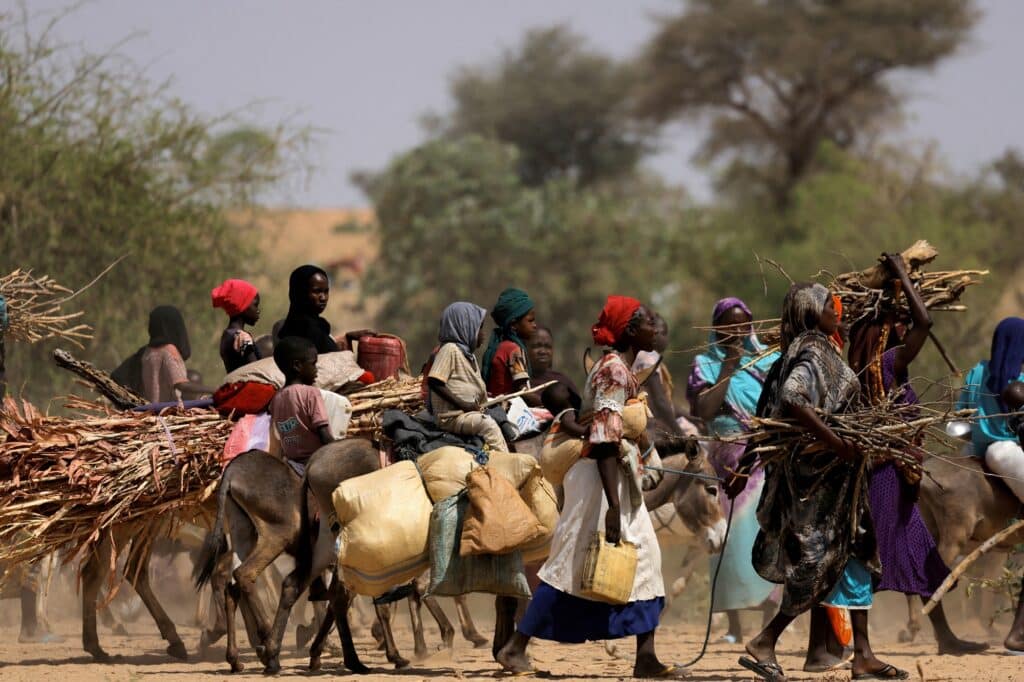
13, 0, 1024, 207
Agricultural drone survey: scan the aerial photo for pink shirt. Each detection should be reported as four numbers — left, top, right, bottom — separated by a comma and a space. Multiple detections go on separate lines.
269, 384, 329, 462
141, 344, 188, 404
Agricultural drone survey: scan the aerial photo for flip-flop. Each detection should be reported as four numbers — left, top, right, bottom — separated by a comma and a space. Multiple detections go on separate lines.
852, 663, 910, 680
738, 656, 786, 681
1004, 648, 1024, 656
643, 664, 689, 679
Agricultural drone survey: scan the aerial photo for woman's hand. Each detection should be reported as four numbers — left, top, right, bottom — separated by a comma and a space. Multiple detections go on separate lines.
604, 506, 621, 545
834, 437, 858, 463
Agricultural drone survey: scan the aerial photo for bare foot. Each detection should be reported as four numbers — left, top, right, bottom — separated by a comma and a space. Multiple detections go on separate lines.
745, 631, 778, 666
938, 636, 989, 655
496, 641, 533, 674
1004, 631, 1024, 653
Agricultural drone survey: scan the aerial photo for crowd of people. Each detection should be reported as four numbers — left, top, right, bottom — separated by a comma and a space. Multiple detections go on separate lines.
98, 258, 1024, 681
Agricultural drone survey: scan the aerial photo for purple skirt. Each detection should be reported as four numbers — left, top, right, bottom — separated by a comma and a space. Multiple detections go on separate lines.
868, 463, 949, 596
517, 582, 663, 643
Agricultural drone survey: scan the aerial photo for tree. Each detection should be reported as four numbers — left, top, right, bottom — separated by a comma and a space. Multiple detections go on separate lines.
636, 0, 976, 208
0, 9, 298, 404
428, 26, 652, 187
362, 135, 696, 380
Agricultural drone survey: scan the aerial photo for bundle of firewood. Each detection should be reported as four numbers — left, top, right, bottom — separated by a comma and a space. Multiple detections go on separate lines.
695, 242, 985, 347
0, 396, 230, 570
728, 398, 975, 481
0, 270, 92, 346
344, 376, 424, 440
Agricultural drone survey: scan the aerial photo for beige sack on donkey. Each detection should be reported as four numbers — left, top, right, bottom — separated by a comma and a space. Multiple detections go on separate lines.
222, 350, 365, 391
460, 468, 545, 557
418, 446, 481, 503
419, 447, 539, 503
332, 461, 431, 596
518, 470, 559, 563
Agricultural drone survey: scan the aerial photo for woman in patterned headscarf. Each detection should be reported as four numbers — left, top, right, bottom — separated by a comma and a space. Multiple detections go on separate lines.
688, 297, 780, 642
737, 283, 907, 682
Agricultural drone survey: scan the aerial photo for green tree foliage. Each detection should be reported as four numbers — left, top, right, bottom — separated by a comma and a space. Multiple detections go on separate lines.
429, 26, 652, 187
363, 135, 695, 380
0, 12, 294, 404
636, 0, 977, 208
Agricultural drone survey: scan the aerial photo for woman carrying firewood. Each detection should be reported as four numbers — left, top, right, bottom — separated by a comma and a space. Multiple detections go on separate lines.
847, 254, 986, 656
733, 282, 907, 681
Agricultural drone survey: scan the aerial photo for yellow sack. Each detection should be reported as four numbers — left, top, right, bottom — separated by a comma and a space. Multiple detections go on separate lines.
332, 461, 431, 596
518, 470, 559, 563
418, 446, 480, 503
539, 426, 583, 486
579, 532, 638, 605
622, 393, 650, 440
460, 468, 545, 556
486, 450, 540, 489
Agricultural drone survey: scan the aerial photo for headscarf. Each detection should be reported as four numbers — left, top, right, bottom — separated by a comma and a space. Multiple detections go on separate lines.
111, 305, 191, 394
439, 302, 488, 360
278, 264, 339, 354
481, 287, 535, 383
988, 317, 1024, 409
779, 283, 831, 351
691, 297, 779, 434
211, 279, 258, 318
592, 295, 642, 347
148, 305, 191, 360
830, 295, 845, 352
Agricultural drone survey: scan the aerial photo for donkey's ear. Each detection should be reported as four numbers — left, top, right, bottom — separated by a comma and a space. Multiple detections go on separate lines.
582, 347, 595, 376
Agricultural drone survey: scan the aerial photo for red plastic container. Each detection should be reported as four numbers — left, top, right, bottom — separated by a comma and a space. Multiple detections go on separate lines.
356, 334, 407, 381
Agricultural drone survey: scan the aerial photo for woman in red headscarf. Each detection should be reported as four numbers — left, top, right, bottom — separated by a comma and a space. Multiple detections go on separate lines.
212, 278, 262, 373
498, 297, 681, 678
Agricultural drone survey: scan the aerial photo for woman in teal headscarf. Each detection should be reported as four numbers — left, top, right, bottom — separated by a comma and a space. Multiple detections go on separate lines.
687, 297, 780, 642
481, 287, 538, 398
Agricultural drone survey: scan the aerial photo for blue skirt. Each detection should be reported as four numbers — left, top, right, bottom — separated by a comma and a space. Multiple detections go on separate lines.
517, 582, 664, 643
822, 558, 873, 609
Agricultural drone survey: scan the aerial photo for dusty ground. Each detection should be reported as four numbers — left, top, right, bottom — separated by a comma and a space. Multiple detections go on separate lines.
0, 594, 1021, 681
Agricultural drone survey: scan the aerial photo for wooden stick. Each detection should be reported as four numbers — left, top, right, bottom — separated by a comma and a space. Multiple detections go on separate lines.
928, 330, 959, 375
921, 518, 1024, 615
482, 380, 557, 408
53, 348, 144, 410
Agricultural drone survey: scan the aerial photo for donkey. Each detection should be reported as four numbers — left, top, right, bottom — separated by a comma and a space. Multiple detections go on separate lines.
903, 449, 1024, 644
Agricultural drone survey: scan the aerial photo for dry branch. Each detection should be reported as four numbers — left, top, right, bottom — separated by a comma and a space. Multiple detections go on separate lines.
0, 269, 93, 347
53, 348, 144, 409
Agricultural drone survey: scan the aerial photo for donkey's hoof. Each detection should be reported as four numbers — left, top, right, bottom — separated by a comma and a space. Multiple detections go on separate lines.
391, 656, 411, 669
469, 634, 489, 649
167, 641, 188, 660
308, 655, 322, 672
87, 648, 113, 663
263, 658, 282, 676
229, 660, 245, 674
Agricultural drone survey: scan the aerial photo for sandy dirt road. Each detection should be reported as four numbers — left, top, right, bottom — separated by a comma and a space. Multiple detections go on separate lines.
0, 608, 1021, 681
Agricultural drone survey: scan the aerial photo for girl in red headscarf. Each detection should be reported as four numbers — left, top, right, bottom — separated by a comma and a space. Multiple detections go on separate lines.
498, 296, 682, 678
212, 279, 262, 373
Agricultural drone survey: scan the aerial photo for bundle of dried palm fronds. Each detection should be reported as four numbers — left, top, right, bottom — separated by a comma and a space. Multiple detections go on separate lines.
0, 269, 92, 347
0, 396, 230, 570
344, 376, 424, 440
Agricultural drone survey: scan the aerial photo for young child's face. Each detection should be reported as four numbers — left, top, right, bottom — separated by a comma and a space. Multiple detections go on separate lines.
242, 294, 261, 326
294, 348, 319, 385
307, 274, 330, 314
528, 329, 553, 374
652, 316, 669, 354
513, 309, 538, 341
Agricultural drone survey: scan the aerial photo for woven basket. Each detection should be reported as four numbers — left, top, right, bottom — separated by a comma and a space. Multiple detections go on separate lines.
579, 532, 638, 605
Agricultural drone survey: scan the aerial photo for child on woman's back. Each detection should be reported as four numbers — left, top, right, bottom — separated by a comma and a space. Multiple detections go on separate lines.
428, 302, 509, 452
269, 336, 335, 475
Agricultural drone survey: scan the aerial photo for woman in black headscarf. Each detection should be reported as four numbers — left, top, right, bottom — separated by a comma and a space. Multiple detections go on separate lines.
112, 305, 213, 403
277, 265, 339, 354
